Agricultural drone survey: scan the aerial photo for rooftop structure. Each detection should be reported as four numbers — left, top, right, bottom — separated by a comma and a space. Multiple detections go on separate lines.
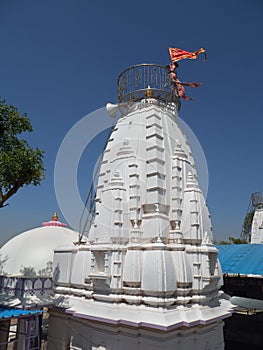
216, 244, 263, 303
0, 214, 79, 307
0, 215, 80, 349
216, 244, 263, 348
0, 308, 43, 350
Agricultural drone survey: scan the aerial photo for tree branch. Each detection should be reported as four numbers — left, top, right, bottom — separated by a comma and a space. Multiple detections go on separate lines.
0, 181, 23, 208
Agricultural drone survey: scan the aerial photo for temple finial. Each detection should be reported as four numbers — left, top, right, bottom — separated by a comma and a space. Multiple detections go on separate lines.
52, 212, 58, 221
42, 212, 67, 227
145, 85, 154, 98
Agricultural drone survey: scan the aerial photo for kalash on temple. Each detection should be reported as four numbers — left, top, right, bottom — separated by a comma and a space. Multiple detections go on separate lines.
48, 48, 234, 349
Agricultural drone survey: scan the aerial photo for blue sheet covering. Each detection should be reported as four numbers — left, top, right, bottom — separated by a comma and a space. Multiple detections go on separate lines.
216, 244, 263, 275
0, 308, 42, 320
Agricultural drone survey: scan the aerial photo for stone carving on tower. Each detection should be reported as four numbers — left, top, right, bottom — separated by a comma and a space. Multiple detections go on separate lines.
49, 62, 234, 350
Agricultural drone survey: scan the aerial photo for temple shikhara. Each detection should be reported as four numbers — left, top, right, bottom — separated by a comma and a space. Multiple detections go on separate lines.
47, 60, 234, 349
0, 49, 236, 349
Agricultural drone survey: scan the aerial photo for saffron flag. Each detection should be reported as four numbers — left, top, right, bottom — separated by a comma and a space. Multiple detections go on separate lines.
176, 79, 201, 101
169, 47, 207, 63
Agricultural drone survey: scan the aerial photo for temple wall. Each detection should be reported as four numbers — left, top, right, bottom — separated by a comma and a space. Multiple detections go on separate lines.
48, 310, 225, 350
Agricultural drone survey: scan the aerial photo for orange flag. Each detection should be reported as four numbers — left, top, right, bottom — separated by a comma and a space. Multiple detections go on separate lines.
169, 47, 207, 63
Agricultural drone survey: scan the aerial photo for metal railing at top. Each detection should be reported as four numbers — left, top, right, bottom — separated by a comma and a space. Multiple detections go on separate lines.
118, 63, 180, 108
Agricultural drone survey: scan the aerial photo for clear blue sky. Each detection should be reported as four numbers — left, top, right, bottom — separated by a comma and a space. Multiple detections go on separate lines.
0, 0, 262, 246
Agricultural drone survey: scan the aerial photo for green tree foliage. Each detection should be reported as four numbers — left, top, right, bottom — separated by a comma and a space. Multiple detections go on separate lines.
0, 98, 45, 207
228, 236, 248, 244
214, 237, 248, 245
214, 240, 230, 245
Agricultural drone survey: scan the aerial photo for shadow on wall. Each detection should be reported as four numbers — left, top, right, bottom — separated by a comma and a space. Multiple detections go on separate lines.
53, 264, 60, 284
0, 255, 53, 278
19, 261, 53, 277
0, 254, 8, 275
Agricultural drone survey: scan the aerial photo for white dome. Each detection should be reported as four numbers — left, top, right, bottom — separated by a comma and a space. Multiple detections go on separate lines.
0, 222, 79, 277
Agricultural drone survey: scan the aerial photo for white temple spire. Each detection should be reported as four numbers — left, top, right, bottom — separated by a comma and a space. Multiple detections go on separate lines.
50, 63, 234, 350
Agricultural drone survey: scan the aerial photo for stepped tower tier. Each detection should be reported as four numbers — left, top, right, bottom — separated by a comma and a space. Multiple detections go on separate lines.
49, 64, 234, 350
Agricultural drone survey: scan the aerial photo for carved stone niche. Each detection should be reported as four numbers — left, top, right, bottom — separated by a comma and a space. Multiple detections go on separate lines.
89, 250, 111, 292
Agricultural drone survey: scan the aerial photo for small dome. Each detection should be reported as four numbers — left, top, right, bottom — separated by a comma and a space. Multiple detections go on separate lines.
0, 215, 79, 277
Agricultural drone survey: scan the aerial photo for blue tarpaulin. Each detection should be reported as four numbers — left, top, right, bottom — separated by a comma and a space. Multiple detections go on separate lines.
216, 244, 263, 276
0, 308, 42, 320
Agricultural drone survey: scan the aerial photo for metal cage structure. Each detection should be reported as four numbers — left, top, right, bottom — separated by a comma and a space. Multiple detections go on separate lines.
118, 64, 181, 109
251, 192, 263, 209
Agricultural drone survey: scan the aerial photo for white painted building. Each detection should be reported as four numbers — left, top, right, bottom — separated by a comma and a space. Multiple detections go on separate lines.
251, 209, 263, 244
250, 193, 263, 244
48, 64, 234, 349
0, 214, 80, 349
0, 213, 79, 307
